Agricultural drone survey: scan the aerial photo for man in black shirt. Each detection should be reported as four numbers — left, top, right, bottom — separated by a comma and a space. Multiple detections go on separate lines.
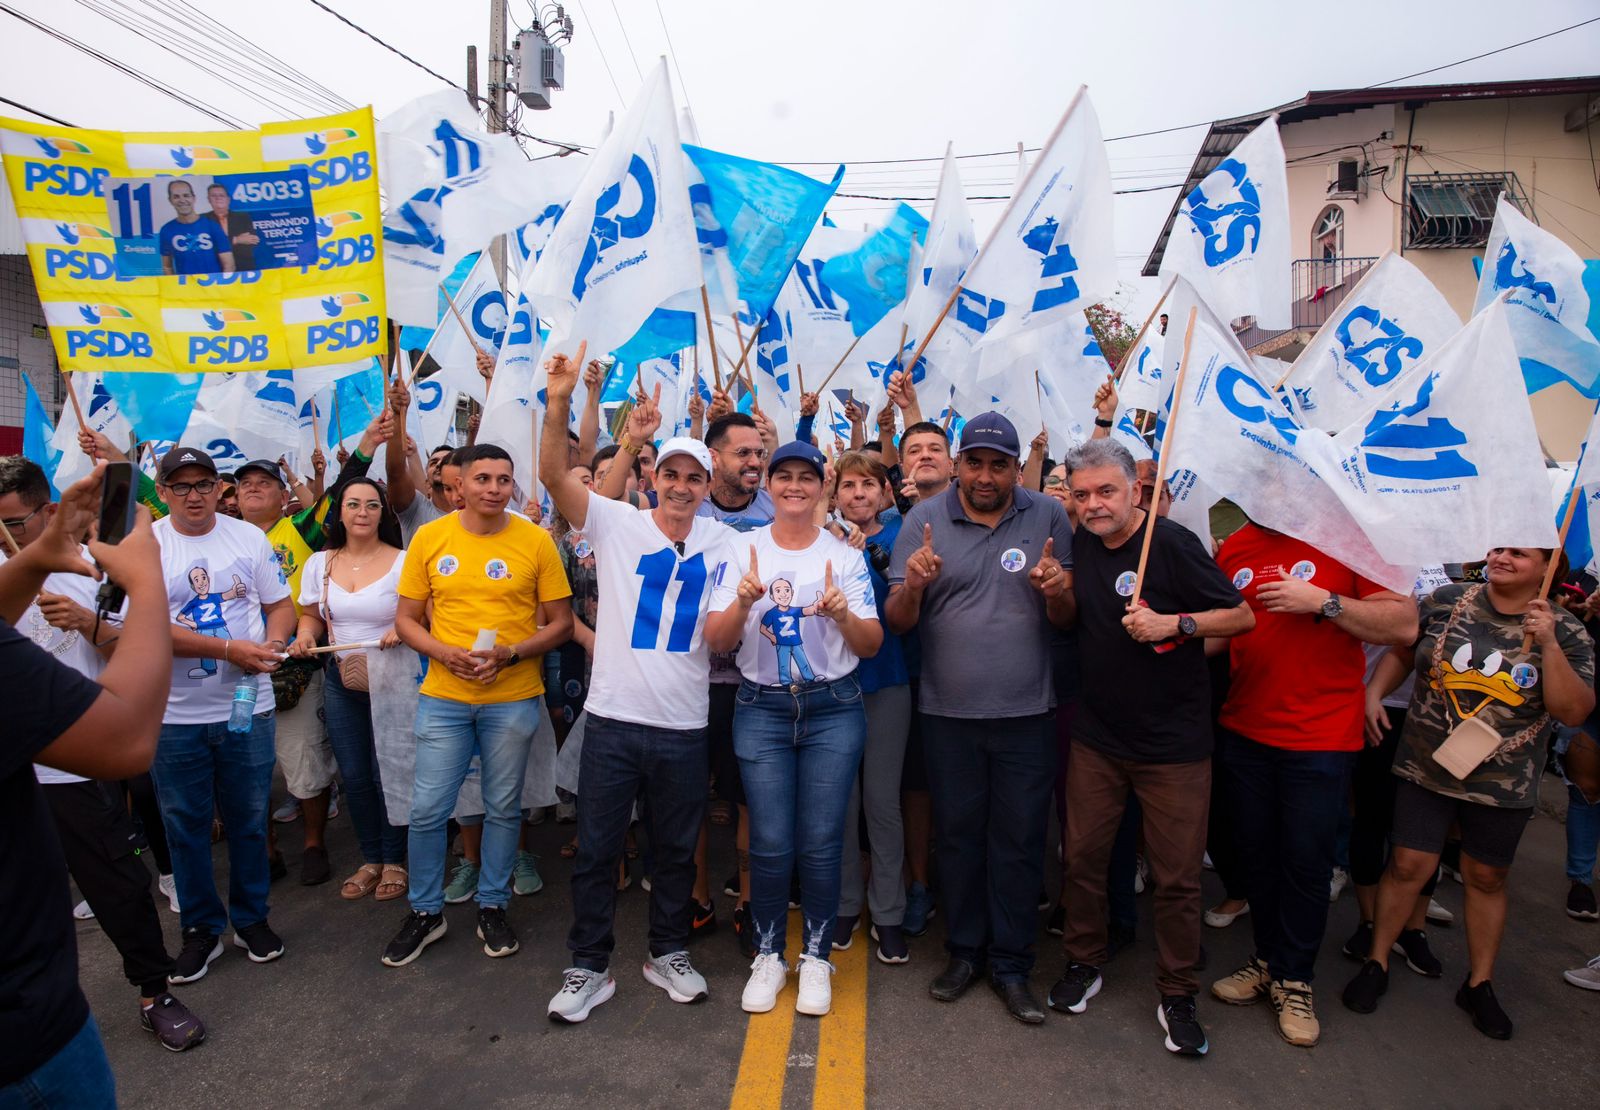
207, 182, 259, 271
1, 467, 174, 1104
1047, 439, 1253, 1058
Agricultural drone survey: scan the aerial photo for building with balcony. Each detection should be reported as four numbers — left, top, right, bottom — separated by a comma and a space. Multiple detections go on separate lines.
1143, 75, 1600, 458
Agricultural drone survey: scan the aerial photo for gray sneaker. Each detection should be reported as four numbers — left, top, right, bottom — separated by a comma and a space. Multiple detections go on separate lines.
642, 951, 708, 1004
548, 967, 617, 1023
1564, 954, 1600, 991
443, 860, 480, 904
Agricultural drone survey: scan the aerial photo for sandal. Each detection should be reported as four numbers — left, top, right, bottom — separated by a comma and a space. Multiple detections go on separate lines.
375, 865, 409, 902
560, 837, 578, 860
341, 863, 383, 900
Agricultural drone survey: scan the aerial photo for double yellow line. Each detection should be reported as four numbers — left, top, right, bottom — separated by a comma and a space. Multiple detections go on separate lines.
730, 911, 868, 1109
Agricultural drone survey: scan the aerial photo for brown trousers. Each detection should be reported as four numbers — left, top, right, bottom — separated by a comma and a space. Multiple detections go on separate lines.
1062, 741, 1211, 997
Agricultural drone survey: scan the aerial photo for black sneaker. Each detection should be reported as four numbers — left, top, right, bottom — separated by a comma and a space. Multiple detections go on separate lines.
723, 873, 741, 899
1045, 903, 1066, 937
1157, 994, 1209, 1056
789, 872, 801, 910
476, 906, 519, 957
1037, 888, 1051, 911
168, 928, 223, 984
834, 914, 858, 951
733, 904, 756, 960
1341, 919, 1374, 962
1342, 959, 1388, 1014
232, 921, 284, 963
141, 992, 205, 1052
688, 900, 717, 941
1455, 978, 1513, 1040
1047, 962, 1102, 1014
381, 910, 447, 967
872, 923, 909, 965
1567, 881, 1599, 921
1392, 928, 1442, 978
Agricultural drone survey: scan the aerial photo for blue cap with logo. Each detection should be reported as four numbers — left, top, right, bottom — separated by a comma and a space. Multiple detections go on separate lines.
957, 411, 1021, 458
767, 440, 827, 480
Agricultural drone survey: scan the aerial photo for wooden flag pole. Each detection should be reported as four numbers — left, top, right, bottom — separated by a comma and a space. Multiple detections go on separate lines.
731, 313, 745, 353
0, 517, 20, 556
814, 329, 869, 396
62, 374, 92, 457
443, 288, 485, 359
728, 320, 765, 382
1112, 275, 1176, 385
1525, 482, 1583, 651
406, 318, 450, 388
900, 284, 964, 392
1129, 306, 1198, 610
700, 285, 724, 392
941, 405, 958, 433
795, 363, 806, 397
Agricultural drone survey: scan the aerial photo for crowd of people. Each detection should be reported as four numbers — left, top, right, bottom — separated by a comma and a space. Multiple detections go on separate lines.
7, 341, 1600, 1102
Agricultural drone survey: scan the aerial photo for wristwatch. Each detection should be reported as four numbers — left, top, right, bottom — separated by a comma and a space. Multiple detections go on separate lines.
1318, 593, 1343, 622
506, 649, 522, 667
1176, 614, 1198, 639
1093, 417, 1115, 428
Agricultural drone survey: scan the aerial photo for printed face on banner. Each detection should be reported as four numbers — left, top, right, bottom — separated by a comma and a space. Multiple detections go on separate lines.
105, 170, 317, 277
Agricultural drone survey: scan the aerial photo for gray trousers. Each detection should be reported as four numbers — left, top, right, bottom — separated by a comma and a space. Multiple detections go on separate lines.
839, 685, 912, 922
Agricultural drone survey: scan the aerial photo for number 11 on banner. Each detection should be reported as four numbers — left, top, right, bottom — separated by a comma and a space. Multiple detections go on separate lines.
110, 181, 155, 238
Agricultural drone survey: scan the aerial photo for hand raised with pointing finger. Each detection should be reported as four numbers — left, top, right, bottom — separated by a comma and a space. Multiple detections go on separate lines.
814, 559, 849, 622
905, 522, 942, 591
1029, 536, 1067, 599
736, 546, 766, 609
542, 341, 590, 403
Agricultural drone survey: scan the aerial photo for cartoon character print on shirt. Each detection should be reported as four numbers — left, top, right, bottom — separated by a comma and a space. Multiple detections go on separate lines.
174, 562, 246, 680
269, 542, 295, 586
758, 576, 826, 685
1431, 639, 1532, 721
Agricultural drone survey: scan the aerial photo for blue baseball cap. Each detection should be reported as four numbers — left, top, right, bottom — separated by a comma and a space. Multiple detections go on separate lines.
767, 440, 827, 479
957, 411, 1021, 458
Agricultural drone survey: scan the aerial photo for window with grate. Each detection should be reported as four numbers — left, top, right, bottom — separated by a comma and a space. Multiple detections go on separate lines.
1404, 172, 1529, 249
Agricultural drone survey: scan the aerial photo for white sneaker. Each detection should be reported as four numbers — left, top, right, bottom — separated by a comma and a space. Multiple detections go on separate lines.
547, 967, 616, 1023
1201, 851, 1215, 872
271, 797, 301, 824
326, 781, 340, 820
741, 953, 789, 1013
795, 955, 834, 1016
643, 951, 708, 1004
1563, 954, 1600, 991
1203, 901, 1250, 928
72, 899, 94, 920
158, 873, 180, 914
1133, 855, 1150, 895
1425, 898, 1455, 926
1329, 867, 1350, 903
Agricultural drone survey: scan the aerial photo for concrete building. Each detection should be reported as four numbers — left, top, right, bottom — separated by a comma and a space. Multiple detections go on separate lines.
1144, 75, 1600, 458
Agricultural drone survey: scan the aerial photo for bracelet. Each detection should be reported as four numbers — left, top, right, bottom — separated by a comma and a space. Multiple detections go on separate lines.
1093, 417, 1115, 428
620, 436, 643, 456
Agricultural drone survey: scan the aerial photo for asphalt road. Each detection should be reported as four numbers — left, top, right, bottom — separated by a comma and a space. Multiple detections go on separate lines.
78, 780, 1600, 1109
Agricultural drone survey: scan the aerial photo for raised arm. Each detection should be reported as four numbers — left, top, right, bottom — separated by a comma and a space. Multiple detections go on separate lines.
385, 377, 420, 511
538, 342, 593, 529
577, 359, 605, 465
601, 384, 662, 504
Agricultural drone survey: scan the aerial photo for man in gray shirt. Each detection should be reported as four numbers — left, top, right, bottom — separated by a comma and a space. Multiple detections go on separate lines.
887, 412, 1074, 1024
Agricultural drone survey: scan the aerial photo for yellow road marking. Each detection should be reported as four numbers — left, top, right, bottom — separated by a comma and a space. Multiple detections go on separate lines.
729, 913, 799, 1110
813, 927, 868, 1110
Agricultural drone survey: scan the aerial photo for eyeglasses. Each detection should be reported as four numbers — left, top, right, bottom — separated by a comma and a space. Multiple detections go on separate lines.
1043, 475, 1065, 489
0, 505, 44, 532
164, 479, 217, 498
726, 447, 769, 461
343, 499, 383, 512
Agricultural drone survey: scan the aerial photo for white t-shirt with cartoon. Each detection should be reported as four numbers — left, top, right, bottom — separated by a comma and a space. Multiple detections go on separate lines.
155, 514, 291, 724
710, 526, 876, 686
581, 492, 736, 731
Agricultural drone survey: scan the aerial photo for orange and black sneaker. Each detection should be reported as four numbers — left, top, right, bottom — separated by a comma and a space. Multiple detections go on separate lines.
689, 900, 717, 941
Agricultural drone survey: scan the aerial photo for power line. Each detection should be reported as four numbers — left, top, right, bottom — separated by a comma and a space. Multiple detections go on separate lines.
0, 94, 77, 127
570, 0, 628, 108
303, 0, 464, 90
606, 0, 645, 83
652, 0, 694, 121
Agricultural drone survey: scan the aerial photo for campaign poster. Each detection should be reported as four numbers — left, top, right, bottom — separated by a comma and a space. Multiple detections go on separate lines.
105, 168, 317, 277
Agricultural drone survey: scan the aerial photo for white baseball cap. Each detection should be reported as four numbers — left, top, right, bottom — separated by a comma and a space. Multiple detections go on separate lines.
654, 436, 713, 476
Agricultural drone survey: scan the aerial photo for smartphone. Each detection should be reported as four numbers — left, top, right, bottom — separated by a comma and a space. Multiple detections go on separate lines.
97, 462, 136, 545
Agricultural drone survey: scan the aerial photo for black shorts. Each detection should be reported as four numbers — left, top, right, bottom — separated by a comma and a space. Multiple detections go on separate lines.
708, 683, 743, 806
1389, 778, 1530, 870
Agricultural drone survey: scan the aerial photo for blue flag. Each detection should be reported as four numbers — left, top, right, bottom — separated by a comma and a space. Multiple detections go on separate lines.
22, 374, 61, 496
683, 145, 842, 319
100, 372, 201, 444
328, 362, 386, 447
611, 307, 697, 365
821, 203, 929, 337
600, 360, 636, 405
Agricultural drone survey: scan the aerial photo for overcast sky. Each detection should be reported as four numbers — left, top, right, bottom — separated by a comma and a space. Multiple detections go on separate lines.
3, 0, 1597, 315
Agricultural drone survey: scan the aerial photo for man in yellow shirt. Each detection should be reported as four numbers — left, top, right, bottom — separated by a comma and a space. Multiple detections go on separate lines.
384, 443, 574, 967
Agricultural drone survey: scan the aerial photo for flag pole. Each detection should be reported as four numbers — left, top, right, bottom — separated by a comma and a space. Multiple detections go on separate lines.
1130, 306, 1198, 609
795, 363, 806, 396
700, 285, 724, 392
814, 329, 869, 395
1113, 275, 1176, 384
727, 319, 764, 381
1273, 250, 1395, 392
0, 517, 20, 555
1525, 468, 1586, 650
62, 373, 92, 457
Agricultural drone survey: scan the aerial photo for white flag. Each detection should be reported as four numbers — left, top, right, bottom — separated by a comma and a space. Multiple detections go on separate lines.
1286, 253, 1461, 432
49, 373, 134, 491
1160, 117, 1291, 329
429, 254, 504, 400
525, 59, 700, 358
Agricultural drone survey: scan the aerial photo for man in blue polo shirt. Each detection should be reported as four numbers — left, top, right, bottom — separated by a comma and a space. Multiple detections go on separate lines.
158, 179, 234, 276
886, 411, 1075, 1024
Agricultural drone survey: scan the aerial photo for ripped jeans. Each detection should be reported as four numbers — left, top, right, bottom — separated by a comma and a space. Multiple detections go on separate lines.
735, 674, 867, 964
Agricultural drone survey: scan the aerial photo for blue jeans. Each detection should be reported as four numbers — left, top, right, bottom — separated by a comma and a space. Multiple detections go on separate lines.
152, 712, 275, 935
407, 694, 538, 913
1568, 783, 1600, 883
569, 714, 708, 970
0, 1017, 115, 1110
735, 674, 867, 963
923, 712, 1057, 982
1218, 727, 1353, 984
323, 661, 406, 865
775, 644, 815, 684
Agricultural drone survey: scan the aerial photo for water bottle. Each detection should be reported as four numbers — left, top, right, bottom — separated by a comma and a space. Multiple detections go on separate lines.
228, 675, 257, 733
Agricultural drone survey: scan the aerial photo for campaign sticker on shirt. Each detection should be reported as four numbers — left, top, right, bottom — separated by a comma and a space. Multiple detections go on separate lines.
1000, 548, 1026, 573
1232, 567, 1254, 590
1510, 662, 1538, 689
485, 558, 511, 580
573, 538, 592, 560
436, 555, 459, 577
1289, 559, 1317, 580
1115, 570, 1138, 597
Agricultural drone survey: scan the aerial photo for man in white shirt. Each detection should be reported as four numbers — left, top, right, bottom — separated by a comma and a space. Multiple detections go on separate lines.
538, 347, 735, 1023
150, 446, 296, 983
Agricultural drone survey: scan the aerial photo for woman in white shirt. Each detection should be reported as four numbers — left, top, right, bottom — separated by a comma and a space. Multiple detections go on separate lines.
290, 477, 407, 902
706, 441, 882, 1019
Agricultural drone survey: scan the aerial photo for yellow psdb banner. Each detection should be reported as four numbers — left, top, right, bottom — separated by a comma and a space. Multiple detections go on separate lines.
1, 109, 386, 372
